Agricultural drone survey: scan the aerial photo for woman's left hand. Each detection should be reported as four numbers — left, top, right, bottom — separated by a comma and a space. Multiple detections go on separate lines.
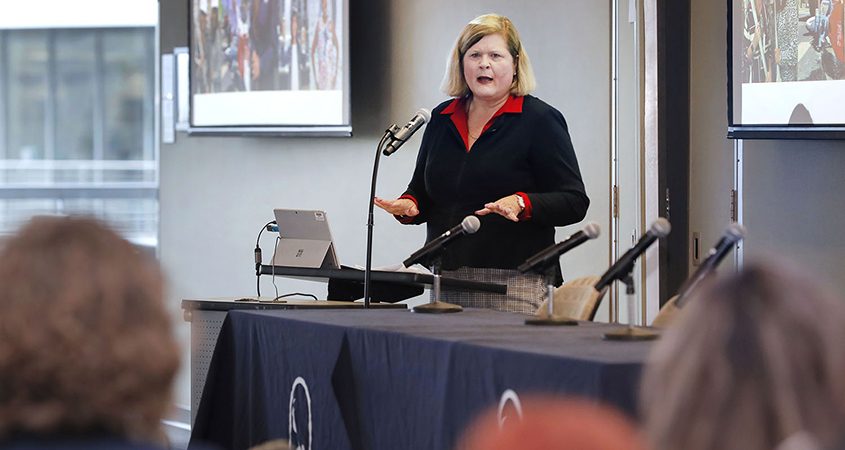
475, 195, 523, 222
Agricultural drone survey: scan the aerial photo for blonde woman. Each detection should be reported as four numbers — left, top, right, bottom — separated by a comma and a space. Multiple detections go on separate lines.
375, 14, 589, 314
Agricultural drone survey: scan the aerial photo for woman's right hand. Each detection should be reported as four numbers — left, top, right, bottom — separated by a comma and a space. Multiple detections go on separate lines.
374, 197, 419, 217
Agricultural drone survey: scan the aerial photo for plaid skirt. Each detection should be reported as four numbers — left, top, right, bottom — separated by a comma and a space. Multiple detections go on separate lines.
435, 267, 547, 314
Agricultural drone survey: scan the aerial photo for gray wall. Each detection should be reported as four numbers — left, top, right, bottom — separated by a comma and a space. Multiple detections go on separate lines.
690, 1, 845, 287
160, 1, 614, 408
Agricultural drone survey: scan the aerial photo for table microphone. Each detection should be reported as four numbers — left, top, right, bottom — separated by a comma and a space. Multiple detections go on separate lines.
518, 222, 601, 273
594, 218, 671, 292
675, 222, 746, 307
403, 216, 480, 267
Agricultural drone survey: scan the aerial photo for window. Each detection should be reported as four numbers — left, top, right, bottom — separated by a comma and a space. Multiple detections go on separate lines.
0, 27, 157, 251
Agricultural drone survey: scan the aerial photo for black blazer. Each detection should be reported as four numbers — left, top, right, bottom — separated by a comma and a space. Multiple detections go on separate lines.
402, 94, 589, 285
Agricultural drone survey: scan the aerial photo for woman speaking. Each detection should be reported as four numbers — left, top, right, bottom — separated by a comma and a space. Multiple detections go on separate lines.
375, 13, 589, 314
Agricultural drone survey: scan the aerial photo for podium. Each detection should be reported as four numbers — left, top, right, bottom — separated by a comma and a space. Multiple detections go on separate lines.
257, 264, 507, 302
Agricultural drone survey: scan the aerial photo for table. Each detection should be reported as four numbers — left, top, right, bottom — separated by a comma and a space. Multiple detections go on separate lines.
182, 297, 407, 424
189, 308, 653, 450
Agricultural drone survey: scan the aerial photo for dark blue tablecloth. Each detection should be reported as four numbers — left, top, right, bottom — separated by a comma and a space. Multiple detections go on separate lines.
190, 308, 652, 450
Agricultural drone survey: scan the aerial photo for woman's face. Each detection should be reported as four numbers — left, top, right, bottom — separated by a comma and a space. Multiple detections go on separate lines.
462, 33, 515, 102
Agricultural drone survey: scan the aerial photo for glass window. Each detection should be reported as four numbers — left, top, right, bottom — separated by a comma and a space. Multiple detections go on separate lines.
103, 28, 153, 164
55, 30, 96, 162
0, 27, 157, 251
6, 31, 48, 164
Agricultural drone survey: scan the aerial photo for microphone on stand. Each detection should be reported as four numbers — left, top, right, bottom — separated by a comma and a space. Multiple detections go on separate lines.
675, 223, 746, 307
364, 107, 431, 307
403, 216, 481, 268
409, 215, 480, 314
382, 109, 431, 156
594, 218, 671, 292
600, 218, 671, 341
519, 222, 601, 274
522, 222, 601, 327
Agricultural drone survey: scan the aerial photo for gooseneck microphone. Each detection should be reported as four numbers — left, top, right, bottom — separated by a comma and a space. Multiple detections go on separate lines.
518, 222, 601, 273
365, 108, 430, 306
594, 218, 672, 292
675, 223, 747, 307
404, 216, 481, 267
382, 109, 431, 156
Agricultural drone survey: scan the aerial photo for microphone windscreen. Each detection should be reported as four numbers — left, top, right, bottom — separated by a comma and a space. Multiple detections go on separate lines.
650, 217, 671, 238
725, 222, 747, 241
417, 108, 431, 123
583, 222, 601, 239
461, 216, 481, 234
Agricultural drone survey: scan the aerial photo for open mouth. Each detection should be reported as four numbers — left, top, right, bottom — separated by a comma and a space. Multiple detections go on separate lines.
477, 76, 494, 84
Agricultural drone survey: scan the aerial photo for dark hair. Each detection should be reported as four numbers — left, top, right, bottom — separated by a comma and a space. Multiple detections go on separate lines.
0, 216, 179, 441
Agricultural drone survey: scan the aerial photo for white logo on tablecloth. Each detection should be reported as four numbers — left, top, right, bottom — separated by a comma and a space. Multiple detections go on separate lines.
497, 389, 524, 429
288, 376, 313, 450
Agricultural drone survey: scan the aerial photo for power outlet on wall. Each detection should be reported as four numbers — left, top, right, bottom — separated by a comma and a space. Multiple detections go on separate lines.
692, 232, 701, 266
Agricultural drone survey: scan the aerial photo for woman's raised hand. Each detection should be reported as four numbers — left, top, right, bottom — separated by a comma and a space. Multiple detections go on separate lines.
475, 194, 522, 222
374, 197, 419, 217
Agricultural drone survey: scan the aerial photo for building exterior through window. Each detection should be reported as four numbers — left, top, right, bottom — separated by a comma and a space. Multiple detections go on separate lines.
0, 1, 158, 251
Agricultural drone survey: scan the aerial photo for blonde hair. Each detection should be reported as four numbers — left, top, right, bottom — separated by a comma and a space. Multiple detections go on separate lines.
0, 216, 179, 442
442, 13, 536, 97
641, 261, 845, 450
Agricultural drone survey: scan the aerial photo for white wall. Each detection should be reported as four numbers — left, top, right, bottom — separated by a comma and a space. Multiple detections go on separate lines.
160, 0, 615, 408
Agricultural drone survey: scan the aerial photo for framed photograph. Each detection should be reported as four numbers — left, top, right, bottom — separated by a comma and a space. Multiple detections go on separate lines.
189, 0, 350, 135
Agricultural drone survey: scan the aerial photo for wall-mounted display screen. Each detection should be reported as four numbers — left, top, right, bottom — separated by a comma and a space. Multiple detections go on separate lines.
729, 0, 845, 139
189, 0, 350, 135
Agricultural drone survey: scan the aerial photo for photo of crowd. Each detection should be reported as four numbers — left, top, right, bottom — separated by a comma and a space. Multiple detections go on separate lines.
191, 0, 342, 94
741, 0, 845, 83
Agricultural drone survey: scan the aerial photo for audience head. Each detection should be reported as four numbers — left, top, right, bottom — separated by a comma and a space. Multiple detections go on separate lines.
641, 260, 845, 450
443, 13, 536, 98
456, 396, 647, 450
0, 216, 179, 441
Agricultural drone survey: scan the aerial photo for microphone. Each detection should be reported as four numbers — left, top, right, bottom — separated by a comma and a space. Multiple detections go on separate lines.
594, 218, 671, 292
518, 222, 601, 273
675, 223, 746, 307
403, 215, 481, 267
382, 108, 431, 156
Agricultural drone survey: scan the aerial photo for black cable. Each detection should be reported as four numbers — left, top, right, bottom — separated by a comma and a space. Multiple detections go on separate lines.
272, 292, 319, 302
272, 236, 280, 299
255, 220, 276, 297
257, 220, 320, 302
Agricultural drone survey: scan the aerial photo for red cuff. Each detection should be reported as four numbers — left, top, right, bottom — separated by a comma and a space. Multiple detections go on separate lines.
515, 192, 532, 221
395, 194, 419, 224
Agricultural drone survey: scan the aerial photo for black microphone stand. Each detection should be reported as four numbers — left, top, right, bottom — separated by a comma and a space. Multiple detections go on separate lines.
412, 254, 463, 313
525, 263, 577, 326
603, 272, 659, 341
364, 129, 397, 308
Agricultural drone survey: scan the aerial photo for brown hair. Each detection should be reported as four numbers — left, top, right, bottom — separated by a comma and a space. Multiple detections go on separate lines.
442, 13, 536, 97
0, 216, 179, 441
641, 261, 845, 450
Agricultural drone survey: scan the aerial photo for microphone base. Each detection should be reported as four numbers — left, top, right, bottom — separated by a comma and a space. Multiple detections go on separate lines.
413, 301, 463, 313
603, 325, 660, 341
525, 316, 578, 326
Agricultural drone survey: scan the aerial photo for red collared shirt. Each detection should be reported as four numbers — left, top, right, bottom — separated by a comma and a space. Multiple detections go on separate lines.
441, 95, 525, 152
